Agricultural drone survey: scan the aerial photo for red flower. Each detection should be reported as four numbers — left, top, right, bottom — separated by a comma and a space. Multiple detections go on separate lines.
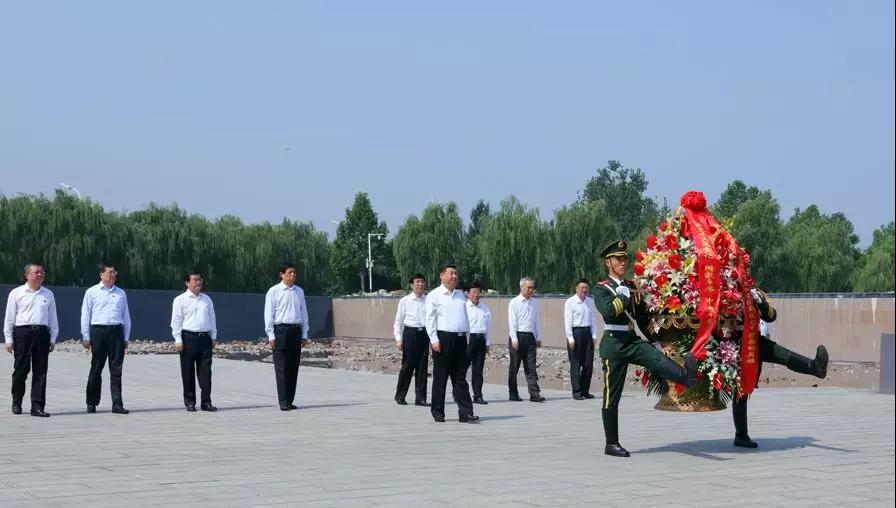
646, 234, 658, 249
679, 216, 690, 238
654, 274, 669, 288
712, 372, 723, 391
665, 235, 678, 251
635, 250, 645, 262
633, 263, 645, 276
696, 370, 704, 379
723, 385, 732, 394
666, 295, 681, 310
668, 254, 682, 270
641, 372, 649, 387
673, 383, 686, 394
659, 221, 668, 232
634, 369, 642, 377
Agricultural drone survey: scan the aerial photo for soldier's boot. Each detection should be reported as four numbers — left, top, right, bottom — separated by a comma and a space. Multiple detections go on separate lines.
786, 345, 828, 379
602, 408, 630, 457
732, 397, 758, 448
651, 355, 694, 390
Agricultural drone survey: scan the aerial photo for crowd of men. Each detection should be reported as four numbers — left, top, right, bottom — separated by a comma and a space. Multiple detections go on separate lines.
4, 240, 830, 457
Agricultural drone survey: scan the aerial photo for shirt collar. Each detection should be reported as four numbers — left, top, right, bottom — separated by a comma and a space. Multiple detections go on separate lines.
184, 289, 201, 298
24, 285, 43, 293
279, 282, 297, 291
98, 283, 116, 292
609, 276, 623, 286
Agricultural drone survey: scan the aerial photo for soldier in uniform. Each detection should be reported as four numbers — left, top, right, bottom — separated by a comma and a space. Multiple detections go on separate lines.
594, 240, 699, 457
731, 288, 829, 448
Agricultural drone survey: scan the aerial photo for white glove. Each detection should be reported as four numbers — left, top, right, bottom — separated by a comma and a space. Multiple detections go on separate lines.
750, 288, 761, 304
615, 285, 631, 298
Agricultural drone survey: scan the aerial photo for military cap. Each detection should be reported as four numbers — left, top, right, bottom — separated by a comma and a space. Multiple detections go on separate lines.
600, 240, 628, 259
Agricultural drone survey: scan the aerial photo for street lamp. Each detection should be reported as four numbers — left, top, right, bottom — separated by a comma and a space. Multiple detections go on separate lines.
366, 232, 384, 292
57, 182, 82, 199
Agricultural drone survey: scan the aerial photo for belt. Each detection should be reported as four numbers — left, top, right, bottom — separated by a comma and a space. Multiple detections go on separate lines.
572, 326, 591, 331
183, 330, 211, 335
404, 325, 426, 332
14, 325, 48, 330
91, 323, 122, 328
604, 324, 632, 332
437, 331, 467, 337
274, 323, 302, 328
469, 333, 486, 339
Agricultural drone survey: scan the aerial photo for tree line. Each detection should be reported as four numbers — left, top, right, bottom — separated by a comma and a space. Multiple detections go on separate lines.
1, 161, 893, 295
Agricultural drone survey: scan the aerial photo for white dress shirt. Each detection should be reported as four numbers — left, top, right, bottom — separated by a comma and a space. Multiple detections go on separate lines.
424, 284, 469, 344
264, 283, 310, 341
171, 290, 218, 343
466, 300, 491, 346
564, 295, 598, 343
4, 285, 59, 344
393, 293, 426, 342
508, 294, 540, 343
80, 283, 132, 342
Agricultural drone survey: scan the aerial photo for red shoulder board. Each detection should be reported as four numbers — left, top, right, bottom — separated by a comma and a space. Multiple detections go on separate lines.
599, 279, 610, 285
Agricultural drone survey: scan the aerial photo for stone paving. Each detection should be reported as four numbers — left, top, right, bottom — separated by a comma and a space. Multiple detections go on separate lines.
1, 352, 893, 507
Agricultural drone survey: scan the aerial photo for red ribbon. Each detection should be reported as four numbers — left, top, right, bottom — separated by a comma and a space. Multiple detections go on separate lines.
735, 245, 759, 397
680, 192, 721, 361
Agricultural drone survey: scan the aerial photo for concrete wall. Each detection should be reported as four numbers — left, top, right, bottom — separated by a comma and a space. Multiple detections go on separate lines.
333, 295, 896, 363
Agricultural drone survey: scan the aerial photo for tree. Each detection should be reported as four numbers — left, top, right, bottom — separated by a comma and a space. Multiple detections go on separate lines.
853, 222, 895, 292
478, 197, 547, 294
712, 180, 762, 221
725, 191, 786, 290
779, 205, 859, 292
460, 200, 491, 288
393, 202, 465, 287
579, 160, 661, 241
542, 200, 616, 292
330, 192, 392, 294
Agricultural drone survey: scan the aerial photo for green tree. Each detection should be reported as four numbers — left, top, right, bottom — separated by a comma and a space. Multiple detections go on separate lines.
542, 200, 616, 292
712, 180, 762, 221
393, 202, 464, 287
779, 205, 859, 292
459, 200, 491, 288
478, 197, 547, 294
330, 192, 392, 294
579, 160, 661, 241
853, 222, 895, 292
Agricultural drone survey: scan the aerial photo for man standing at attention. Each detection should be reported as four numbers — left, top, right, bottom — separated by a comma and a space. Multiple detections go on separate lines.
508, 277, 545, 402
171, 270, 218, 412
465, 281, 491, 405
425, 264, 478, 423
393, 273, 429, 407
4, 262, 58, 417
81, 262, 132, 414
564, 278, 598, 400
264, 263, 310, 411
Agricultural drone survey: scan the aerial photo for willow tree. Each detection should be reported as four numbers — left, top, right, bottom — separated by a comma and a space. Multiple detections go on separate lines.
478, 196, 547, 294
393, 202, 464, 287
543, 200, 615, 292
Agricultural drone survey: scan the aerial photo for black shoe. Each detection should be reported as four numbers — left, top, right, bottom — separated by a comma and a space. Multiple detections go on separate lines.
433, 416, 445, 422
200, 403, 218, 412
473, 397, 488, 405
684, 353, 700, 388
396, 399, 408, 406
186, 404, 197, 412
530, 395, 546, 402
605, 443, 630, 457
288, 404, 298, 410
459, 415, 480, 423
280, 405, 292, 411
111, 406, 130, 415
734, 434, 759, 448
86, 405, 96, 413
583, 393, 595, 399
509, 395, 523, 401
573, 394, 584, 400
11, 404, 22, 415
415, 401, 431, 407
30, 409, 50, 418
813, 345, 829, 378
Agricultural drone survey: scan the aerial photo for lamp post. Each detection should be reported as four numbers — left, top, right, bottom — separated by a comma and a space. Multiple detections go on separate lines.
366, 233, 384, 292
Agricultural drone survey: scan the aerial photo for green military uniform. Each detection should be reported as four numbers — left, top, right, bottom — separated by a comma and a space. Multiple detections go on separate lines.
595, 240, 697, 458
732, 289, 829, 448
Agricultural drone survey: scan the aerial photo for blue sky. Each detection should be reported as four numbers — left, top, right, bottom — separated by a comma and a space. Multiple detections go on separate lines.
1, 1, 893, 245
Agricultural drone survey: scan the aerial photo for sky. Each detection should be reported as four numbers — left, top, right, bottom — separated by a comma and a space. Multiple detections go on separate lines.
1, 1, 893, 246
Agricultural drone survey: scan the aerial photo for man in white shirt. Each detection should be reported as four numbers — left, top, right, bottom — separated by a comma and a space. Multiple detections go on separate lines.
81, 262, 132, 414
4, 262, 58, 417
507, 276, 545, 402
564, 278, 598, 400
393, 273, 430, 406
424, 264, 478, 423
264, 263, 310, 411
171, 271, 218, 412
465, 281, 491, 405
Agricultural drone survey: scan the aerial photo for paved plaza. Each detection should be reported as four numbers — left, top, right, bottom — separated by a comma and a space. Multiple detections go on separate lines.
1, 352, 893, 507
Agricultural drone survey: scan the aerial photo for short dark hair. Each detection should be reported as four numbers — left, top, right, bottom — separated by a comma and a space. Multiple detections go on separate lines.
408, 273, 425, 285
466, 281, 482, 291
98, 262, 116, 274
280, 262, 297, 274
439, 263, 457, 274
577, 278, 590, 286
183, 270, 203, 283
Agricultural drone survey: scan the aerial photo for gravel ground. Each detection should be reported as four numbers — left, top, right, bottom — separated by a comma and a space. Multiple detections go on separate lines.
51, 338, 880, 393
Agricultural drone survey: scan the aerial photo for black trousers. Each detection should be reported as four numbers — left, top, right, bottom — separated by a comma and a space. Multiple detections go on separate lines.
180, 331, 214, 406
86, 324, 126, 407
431, 331, 474, 420
466, 334, 487, 398
11, 325, 50, 409
567, 327, 595, 397
273, 324, 302, 406
508, 332, 541, 398
395, 327, 430, 403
